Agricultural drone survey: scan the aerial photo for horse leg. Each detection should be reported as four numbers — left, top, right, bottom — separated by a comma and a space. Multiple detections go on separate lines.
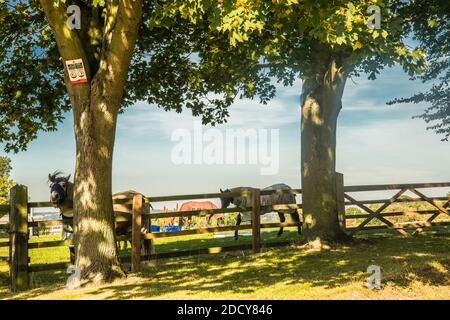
69, 246, 75, 264
291, 211, 302, 234
277, 212, 286, 237
206, 214, 213, 226
234, 213, 242, 240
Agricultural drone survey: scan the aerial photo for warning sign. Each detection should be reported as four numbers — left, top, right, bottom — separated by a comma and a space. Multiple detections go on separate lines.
65, 59, 88, 85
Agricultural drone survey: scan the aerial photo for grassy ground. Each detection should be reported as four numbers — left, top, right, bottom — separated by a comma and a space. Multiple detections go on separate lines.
0, 227, 449, 300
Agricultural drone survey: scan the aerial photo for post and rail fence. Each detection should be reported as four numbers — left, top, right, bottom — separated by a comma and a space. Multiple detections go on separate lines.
0, 173, 449, 291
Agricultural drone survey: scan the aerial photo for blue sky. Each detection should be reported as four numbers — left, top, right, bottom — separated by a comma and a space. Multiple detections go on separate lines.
2, 64, 450, 202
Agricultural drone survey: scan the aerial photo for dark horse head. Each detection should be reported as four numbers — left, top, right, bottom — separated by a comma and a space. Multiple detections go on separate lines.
220, 188, 233, 209
48, 172, 72, 207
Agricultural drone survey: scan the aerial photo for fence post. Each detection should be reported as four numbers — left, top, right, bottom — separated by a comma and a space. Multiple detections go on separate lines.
9, 185, 29, 291
131, 193, 143, 273
251, 188, 261, 254
336, 172, 346, 230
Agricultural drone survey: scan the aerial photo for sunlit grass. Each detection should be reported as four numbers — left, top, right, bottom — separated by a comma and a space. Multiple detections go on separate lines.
0, 227, 449, 300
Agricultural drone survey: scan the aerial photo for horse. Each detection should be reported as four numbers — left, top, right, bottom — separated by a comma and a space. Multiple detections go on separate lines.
220, 184, 302, 239
48, 172, 151, 262
178, 201, 224, 229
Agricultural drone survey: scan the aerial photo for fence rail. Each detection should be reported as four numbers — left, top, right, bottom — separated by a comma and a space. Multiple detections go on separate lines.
3, 176, 450, 291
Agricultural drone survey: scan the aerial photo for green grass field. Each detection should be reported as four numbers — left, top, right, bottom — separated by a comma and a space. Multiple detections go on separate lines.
0, 227, 449, 300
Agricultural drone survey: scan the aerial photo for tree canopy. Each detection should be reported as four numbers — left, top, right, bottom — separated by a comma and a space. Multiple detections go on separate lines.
153, 0, 425, 84
0, 1, 428, 154
0, 0, 271, 153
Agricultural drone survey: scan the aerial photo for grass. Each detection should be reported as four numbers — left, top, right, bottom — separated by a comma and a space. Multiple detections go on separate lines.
0, 227, 449, 300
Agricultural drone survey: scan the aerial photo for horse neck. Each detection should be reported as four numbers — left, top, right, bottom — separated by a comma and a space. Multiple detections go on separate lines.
66, 182, 74, 203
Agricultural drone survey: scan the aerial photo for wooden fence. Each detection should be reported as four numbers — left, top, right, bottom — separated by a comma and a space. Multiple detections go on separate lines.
1, 174, 449, 291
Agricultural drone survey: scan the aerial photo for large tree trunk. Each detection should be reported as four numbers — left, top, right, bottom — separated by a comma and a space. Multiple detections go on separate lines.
300, 59, 350, 246
39, 0, 143, 283
72, 86, 122, 282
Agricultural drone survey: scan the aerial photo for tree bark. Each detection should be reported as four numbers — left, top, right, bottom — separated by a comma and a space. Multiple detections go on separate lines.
72, 87, 121, 282
40, 0, 143, 282
300, 58, 350, 246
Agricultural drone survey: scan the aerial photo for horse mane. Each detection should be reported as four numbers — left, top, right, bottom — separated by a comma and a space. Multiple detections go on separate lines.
48, 171, 64, 182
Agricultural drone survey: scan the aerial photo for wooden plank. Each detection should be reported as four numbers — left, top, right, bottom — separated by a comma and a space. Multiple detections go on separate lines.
142, 224, 253, 239
344, 182, 450, 192
346, 209, 448, 219
346, 221, 450, 232
131, 194, 143, 273
260, 222, 301, 228
145, 191, 243, 204
148, 204, 302, 220
138, 188, 302, 204
346, 189, 409, 236
0, 241, 10, 248
336, 173, 346, 230
261, 204, 302, 211
344, 196, 448, 205
9, 185, 29, 291
27, 202, 53, 208
28, 262, 71, 273
29, 220, 64, 228
252, 188, 261, 254
148, 207, 244, 219
28, 240, 73, 249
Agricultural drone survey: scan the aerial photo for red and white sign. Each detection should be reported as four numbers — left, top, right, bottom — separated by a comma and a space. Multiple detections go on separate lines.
65, 59, 88, 85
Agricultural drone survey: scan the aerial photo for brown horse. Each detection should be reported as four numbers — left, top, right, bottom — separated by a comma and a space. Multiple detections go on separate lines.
179, 201, 224, 229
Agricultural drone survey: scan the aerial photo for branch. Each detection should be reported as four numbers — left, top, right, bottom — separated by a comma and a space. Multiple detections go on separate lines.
39, 0, 91, 78
94, 0, 143, 102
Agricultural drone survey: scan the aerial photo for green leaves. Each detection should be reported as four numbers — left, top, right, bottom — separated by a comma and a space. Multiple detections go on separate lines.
0, 0, 70, 152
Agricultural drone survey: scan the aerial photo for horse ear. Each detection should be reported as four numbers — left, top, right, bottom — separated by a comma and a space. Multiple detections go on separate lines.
65, 174, 71, 181
220, 188, 224, 193
48, 173, 54, 182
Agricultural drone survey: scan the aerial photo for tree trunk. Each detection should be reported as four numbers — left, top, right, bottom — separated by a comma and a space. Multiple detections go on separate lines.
71, 85, 123, 282
39, 0, 143, 282
300, 59, 350, 246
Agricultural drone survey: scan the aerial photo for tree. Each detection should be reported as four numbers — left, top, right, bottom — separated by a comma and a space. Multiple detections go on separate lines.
388, 0, 450, 141
0, 0, 272, 282
0, 156, 14, 205
153, 0, 426, 245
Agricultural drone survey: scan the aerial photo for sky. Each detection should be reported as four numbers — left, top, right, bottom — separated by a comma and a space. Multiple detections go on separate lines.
2, 64, 450, 204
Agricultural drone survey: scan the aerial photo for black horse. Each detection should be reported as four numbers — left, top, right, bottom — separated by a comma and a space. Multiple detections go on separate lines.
48, 172, 151, 263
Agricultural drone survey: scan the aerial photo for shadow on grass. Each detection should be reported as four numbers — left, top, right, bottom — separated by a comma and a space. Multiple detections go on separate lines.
2, 229, 449, 299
